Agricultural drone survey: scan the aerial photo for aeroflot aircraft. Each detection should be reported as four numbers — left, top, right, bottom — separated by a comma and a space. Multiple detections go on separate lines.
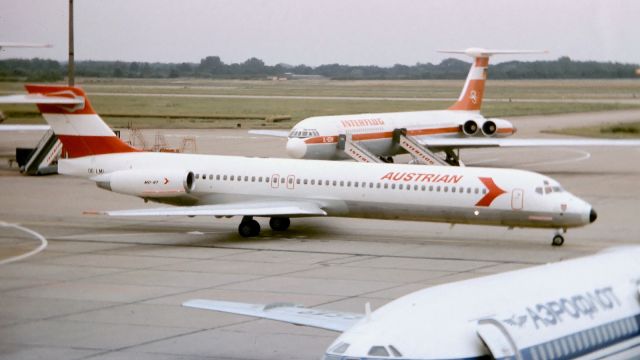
253, 48, 640, 165
184, 247, 640, 360
0, 85, 598, 245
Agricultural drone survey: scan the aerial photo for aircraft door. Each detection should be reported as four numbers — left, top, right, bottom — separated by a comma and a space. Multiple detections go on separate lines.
511, 189, 524, 210
476, 318, 522, 360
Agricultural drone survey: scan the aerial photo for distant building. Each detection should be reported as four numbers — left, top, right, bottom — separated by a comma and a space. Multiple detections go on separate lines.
636, 68, 640, 76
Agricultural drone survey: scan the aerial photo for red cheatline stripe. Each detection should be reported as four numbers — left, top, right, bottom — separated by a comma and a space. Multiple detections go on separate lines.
58, 135, 140, 158
475, 177, 507, 207
304, 127, 460, 144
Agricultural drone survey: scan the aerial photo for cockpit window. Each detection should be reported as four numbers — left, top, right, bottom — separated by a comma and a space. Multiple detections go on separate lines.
289, 129, 320, 138
330, 342, 350, 354
368, 346, 390, 357
535, 186, 564, 195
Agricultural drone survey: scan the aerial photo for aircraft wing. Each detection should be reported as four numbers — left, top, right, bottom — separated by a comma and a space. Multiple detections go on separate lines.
87, 200, 327, 217
183, 299, 363, 332
419, 138, 640, 149
248, 129, 289, 137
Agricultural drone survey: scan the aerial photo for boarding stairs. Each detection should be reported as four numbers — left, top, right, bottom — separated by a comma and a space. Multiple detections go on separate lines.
392, 128, 450, 166
337, 134, 383, 163
19, 129, 61, 175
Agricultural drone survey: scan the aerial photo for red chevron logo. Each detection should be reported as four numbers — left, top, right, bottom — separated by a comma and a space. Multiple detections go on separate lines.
475, 177, 506, 207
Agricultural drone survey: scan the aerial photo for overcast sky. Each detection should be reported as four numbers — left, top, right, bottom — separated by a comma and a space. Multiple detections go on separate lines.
1, 0, 638, 66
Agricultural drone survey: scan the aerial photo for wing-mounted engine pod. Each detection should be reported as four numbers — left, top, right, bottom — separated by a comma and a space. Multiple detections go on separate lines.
461, 120, 479, 136
481, 120, 497, 137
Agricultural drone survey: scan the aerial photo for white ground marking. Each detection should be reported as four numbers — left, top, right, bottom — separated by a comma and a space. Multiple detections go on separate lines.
518, 149, 592, 167
0, 221, 48, 265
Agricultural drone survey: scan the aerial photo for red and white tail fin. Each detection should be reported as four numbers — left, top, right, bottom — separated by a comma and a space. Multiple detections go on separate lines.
24, 85, 139, 158
439, 48, 547, 112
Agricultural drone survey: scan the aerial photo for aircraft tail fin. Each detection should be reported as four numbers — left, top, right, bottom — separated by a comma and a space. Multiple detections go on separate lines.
438, 48, 547, 112
23, 84, 139, 158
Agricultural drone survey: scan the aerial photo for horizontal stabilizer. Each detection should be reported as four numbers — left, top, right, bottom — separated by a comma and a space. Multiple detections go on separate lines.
438, 48, 548, 58
248, 129, 290, 138
183, 299, 362, 332
0, 94, 84, 105
85, 200, 327, 217
0, 124, 50, 131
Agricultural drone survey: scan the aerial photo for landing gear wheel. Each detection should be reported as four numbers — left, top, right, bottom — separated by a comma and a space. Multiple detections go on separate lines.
552, 234, 564, 246
269, 217, 290, 231
238, 218, 260, 237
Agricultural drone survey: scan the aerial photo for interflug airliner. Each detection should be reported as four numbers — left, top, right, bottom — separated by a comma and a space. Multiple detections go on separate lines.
252, 48, 640, 165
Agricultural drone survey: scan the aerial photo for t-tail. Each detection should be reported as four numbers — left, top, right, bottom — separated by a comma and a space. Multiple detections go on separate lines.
24, 84, 139, 158
439, 48, 547, 112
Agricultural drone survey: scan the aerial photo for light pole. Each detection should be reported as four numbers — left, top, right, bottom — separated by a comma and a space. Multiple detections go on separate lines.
68, 0, 74, 86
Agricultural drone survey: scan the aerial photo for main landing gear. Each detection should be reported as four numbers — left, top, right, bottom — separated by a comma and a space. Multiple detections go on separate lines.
551, 229, 566, 246
238, 216, 291, 237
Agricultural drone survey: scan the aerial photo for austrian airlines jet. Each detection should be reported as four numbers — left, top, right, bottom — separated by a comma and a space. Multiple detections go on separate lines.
1, 85, 598, 245
253, 48, 640, 164
184, 247, 640, 359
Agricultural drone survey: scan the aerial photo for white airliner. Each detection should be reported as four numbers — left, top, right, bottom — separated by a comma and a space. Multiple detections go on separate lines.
252, 48, 640, 165
0, 85, 599, 245
183, 247, 640, 360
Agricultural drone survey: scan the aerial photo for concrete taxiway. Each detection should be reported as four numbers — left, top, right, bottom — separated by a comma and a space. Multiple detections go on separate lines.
0, 110, 639, 360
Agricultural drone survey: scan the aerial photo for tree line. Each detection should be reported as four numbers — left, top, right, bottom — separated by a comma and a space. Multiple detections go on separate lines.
0, 56, 637, 82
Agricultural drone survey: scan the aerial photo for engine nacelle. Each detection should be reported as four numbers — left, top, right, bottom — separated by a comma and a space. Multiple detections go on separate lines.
481, 120, 497, 137
95, 169, 195, 198
485, 118, 516, 138
461, 120, 479, 136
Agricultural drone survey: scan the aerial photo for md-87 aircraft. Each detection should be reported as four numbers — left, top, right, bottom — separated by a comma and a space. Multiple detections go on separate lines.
253, 48, 640, 165
184, 247, 640, 359
0, 85, 598, 245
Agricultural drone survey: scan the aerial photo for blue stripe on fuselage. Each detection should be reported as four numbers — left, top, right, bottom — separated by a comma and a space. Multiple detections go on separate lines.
325, 313, 640, 360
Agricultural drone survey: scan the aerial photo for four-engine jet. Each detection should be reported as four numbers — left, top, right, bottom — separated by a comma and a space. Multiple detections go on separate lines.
253, 48, 640, 165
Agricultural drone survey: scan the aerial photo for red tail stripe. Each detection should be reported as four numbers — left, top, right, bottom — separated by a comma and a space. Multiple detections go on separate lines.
58, 135, 139, 158
25, 84, 96, 115
475, 57, 489, 67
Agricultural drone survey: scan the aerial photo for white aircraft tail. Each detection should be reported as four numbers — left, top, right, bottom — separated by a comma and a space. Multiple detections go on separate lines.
438, 48, 547, 112
23, 85, 139, 158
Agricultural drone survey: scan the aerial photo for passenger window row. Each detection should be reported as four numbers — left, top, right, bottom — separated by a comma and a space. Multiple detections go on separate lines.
193, 172, 488, 195
527, 315, 640, 360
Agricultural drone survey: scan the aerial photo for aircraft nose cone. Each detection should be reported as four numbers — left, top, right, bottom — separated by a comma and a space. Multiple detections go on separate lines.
286, 138, 307, 159
590, 208, 598, 223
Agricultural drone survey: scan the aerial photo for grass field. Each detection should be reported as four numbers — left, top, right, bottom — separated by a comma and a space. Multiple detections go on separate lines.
1, 78, 639, 128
